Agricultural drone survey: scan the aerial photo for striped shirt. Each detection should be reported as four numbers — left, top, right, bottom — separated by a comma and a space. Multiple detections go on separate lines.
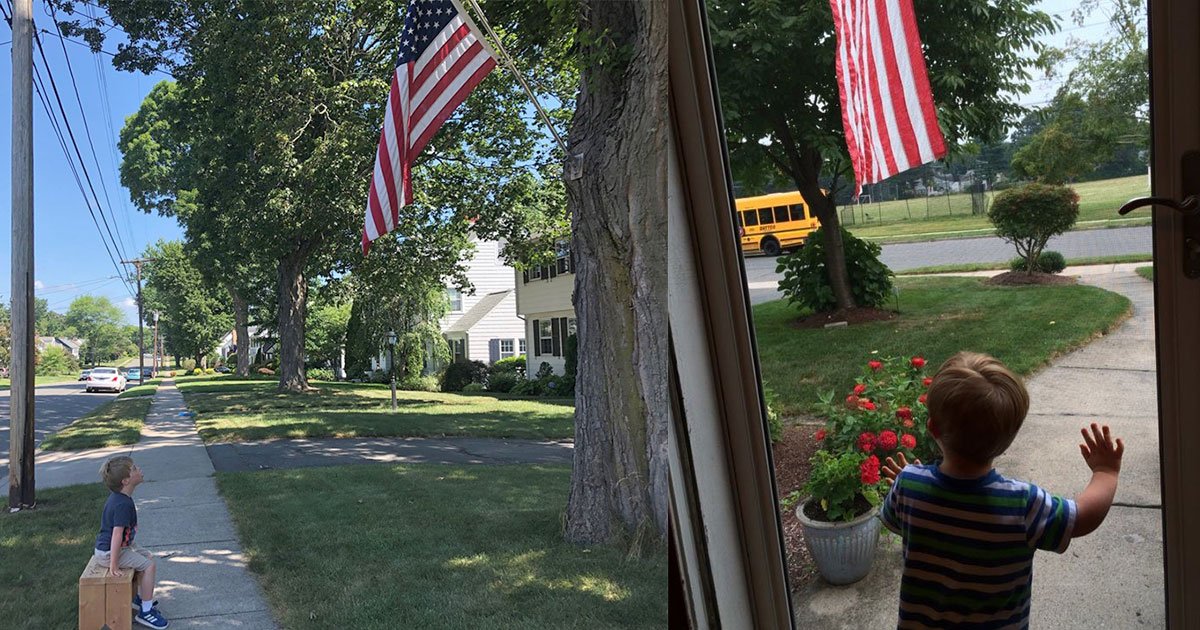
881, 462, 1076, 629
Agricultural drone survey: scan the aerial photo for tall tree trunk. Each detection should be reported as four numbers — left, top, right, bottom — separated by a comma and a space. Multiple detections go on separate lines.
277, 248, 310, 392
563, 0, 668, 545
795, 178, 856, 311
229, 286, 250, 377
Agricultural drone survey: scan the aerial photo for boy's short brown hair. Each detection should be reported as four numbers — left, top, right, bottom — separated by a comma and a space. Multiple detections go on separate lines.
927, 352, 1029, 465
100, 456, 134, 492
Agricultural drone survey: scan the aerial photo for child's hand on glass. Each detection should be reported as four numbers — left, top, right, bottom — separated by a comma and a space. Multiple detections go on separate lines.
1079, 422, 1124, 475
882, 452, 921, 487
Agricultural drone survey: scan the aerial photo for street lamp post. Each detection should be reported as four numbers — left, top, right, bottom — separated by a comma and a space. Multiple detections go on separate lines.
387, 330, 397, 411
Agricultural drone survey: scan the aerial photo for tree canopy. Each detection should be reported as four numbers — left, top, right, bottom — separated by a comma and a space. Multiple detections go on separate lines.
64, 295, 129, 363
141, 240, 233, 365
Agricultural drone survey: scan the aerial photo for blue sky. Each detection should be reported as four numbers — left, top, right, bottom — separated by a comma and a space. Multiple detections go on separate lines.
0, 0, 1124, 325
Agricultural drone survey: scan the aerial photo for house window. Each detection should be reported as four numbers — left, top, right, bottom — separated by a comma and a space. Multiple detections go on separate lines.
567, 318, 577, 337
451, 338, 466, 362
519, 338, 526, 354
538, 320, 554, 355
500, 339, 514, 359
447, 287, 463, 312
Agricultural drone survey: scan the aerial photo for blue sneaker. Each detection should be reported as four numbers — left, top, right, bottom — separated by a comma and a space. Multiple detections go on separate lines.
132, 594, 159, 611
134, 606, 169, 629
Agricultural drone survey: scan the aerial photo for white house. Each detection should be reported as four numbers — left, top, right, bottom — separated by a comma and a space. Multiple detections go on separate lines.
514, 247, 576, 377
36, 336, 84, 359
217, 326, 276, 364
369, 236, 527, 374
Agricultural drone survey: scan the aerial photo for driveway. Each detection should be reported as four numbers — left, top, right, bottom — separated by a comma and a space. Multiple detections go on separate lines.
745, 225, 1152, 304
0, 381, 120, 472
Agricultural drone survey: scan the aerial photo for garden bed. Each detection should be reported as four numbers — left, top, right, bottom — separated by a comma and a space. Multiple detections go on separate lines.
772, 422, 823, 590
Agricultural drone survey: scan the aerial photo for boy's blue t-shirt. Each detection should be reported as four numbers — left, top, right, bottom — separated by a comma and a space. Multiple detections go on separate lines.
881, 462, 1076, 629
94, 491, 138, 551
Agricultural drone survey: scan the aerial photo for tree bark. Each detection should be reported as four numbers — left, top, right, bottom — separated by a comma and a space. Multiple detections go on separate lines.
792, 172, 856, 310
563, 0, 668, 545
229, 286, 250, 377
277, 248, 310, 392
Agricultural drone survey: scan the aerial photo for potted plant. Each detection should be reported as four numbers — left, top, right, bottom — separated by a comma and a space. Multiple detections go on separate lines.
793, 355, 940, 584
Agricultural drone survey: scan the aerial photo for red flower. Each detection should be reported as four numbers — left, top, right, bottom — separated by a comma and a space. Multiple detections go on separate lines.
853, 383, 867, 395
858, 399, 877, 411
902, 418, 915, 429
877, 430, 898, 450
895, 406, 912, 421
911, 356, 926, 369
918, 393, 928, 405
923, 377, 933, 387
815, 428, 827, 442
868, 360, 883, 371
858, 432, 876, 452
860, 455, 881, 485
845, 394, 859, 408
900, 433, 917, 450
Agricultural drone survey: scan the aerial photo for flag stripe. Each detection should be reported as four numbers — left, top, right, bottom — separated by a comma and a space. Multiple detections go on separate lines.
362, 0, 497, 255
830, 0, 946, 194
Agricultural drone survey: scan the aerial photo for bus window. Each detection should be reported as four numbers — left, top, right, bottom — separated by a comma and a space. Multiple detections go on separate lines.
758, 208, 773, 225
774, 206, 789, 224
743, 209, 758, 226
790, 204, 805, 221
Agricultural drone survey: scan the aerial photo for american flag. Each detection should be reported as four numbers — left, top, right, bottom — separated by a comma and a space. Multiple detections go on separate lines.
830, 0, 946, 195
362, 0, 497, 254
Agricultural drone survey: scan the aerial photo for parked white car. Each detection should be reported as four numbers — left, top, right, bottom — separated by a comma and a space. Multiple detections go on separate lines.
86, 367, 127, 393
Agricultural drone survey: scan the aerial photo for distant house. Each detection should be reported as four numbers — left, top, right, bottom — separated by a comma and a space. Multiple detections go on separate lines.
514, 246, 576, 377
371, 236, 527, 374
217, 326, 276, 364
36, 336, 84, 359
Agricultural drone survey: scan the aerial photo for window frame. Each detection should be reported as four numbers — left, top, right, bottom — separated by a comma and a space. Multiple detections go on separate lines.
538, 320, 554, 356
499, 339, 514, 359
447, 287, 463, 312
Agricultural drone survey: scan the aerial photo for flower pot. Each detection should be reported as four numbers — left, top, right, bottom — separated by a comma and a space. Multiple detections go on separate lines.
795, 498, 881, 585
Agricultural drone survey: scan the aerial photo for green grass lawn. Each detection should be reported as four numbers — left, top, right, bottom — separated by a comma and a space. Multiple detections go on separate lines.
1137, 266, 1154, 281
897, 253, 1154, 275
39, 397, 153, 451
755, 276, 1132, 416
844, 175, 1150, 242
0, 484, 108, 630
118, 378, 163, 398
0, 373, 83, 389
217, 464, 666, 629
178, 379, 575, 443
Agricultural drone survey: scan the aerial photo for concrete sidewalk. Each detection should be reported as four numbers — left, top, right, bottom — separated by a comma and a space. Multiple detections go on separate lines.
792, 263, 1165, 628
38, 382, 278, 629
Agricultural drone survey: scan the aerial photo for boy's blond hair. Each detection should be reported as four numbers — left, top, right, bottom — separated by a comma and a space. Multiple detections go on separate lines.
927, 352, 1029, 465
100, 456, 134, 492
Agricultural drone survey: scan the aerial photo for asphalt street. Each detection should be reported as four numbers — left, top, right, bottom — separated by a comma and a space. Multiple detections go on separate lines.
0, 380, 121, 474
744, 225, 1152, 304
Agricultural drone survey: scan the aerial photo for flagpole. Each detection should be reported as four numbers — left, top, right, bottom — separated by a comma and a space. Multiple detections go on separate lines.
456, 0, 570, 156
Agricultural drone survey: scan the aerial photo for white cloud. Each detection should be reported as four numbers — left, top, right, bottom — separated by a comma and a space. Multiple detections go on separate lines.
122, 297, 137, 309
33, 280, 44, 290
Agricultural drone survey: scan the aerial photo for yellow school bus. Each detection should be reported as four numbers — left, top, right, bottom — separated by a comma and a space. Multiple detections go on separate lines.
734, 191, 820, 256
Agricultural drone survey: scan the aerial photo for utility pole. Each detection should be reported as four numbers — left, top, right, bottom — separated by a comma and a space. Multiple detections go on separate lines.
121, 258, 154, 385
153, 311, 160, 376
9, 0, 35, 511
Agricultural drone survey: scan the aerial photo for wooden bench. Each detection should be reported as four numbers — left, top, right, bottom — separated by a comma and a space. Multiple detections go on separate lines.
79, 554, 142, 630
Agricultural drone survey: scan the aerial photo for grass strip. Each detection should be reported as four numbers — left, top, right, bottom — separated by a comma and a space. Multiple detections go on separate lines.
40, 397, 152, 451
117, 378, 163, 399
1136, 266, 1154, 281
896, 253, 1153, 276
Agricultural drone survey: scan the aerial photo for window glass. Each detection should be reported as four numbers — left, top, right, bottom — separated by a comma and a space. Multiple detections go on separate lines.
500, 339, 514, 359
774, 206, 789, 223
742, 209, 758, 226
758, 208, 773, 225
539, 321, 554, 355
790, 204, 804, 221
447, 287, 462, 312
519, 339, 526, 354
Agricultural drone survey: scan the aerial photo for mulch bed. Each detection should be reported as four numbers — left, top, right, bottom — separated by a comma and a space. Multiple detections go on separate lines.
789, 307, 898, 329
985, 271, 1077, 286
771, 421, 824, 591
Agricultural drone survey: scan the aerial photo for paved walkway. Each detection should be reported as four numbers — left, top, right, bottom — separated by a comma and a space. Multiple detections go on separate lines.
792, 263, 1165, 628
37, 382, 279, 629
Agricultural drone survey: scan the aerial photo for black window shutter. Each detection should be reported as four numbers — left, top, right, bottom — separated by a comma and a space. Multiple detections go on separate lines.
548, 263, 557, 279
551, 318, 561, 356
532, 320, 541, 357
542, 265, 551, 280
489, 339, 499, 364
523, 270, 529, 284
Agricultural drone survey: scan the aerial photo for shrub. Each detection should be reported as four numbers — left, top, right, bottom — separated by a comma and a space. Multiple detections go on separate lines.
192, 368, 204, 375
35, 346, 78, 376
776, 226, 894, 313
563, 334, 578, 380
462, 383, 486, 393
369, 370, 391, 385
491, 355, 526, 375
764, 386, 783, 444
988, 184, 1079, 274
486, 371, 519, 393
398, 375, 439, 392
511, 377, 545, 396
1009, 250, 1066, 274
307, 367, 334, 381
442, 359, 489, 392
205, 368, 216, 374
182, 358, 197, 372
534, 361, 554, 380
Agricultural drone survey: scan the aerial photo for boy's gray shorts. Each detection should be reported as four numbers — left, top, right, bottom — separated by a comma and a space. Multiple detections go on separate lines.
94, 542, 154, 572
